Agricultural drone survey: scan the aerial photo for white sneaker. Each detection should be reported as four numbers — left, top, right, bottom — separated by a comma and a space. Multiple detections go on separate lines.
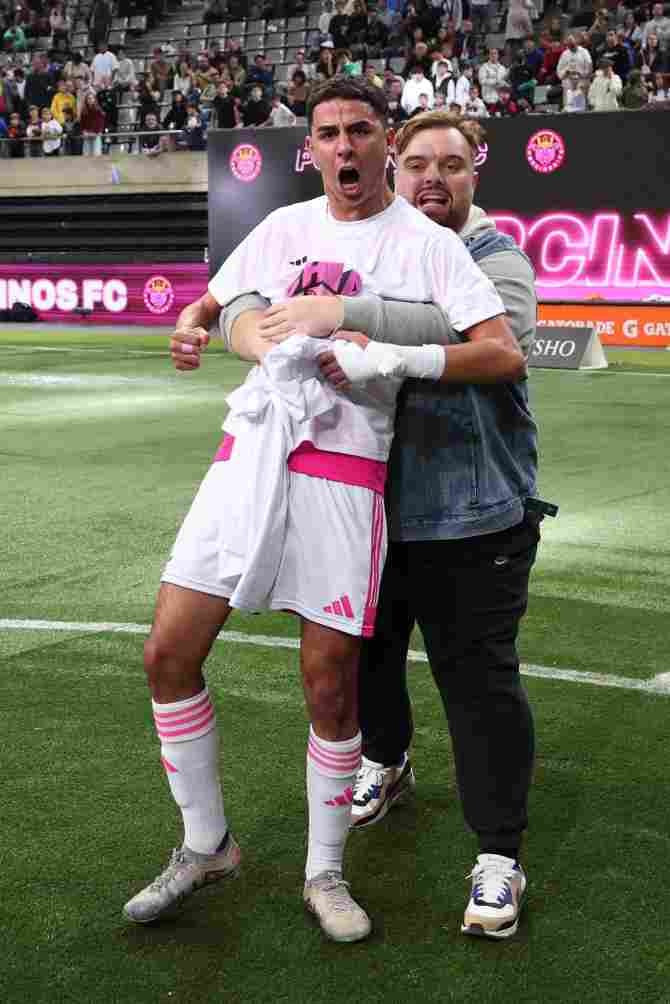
461, 853, 527, 939
123, 835, 241, 924
351, 753, 416, 829
303, 871, 372, 943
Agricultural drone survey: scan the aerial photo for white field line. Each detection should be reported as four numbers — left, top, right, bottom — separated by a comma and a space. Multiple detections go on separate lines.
2, 618, 669, 696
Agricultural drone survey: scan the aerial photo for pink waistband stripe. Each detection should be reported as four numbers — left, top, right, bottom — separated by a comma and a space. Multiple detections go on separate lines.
288, 441, 387, 495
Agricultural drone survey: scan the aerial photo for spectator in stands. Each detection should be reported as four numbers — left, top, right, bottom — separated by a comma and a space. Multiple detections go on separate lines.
622, 11, 642, 46
137, 78, 160, 126
348, 0, 369, 51
600, 28, 632, 79
649, 69, 669, 99
79, 90, 105, 154
453, 64, 474, 107
114, 47, 136, 99
401, 39, 431, 77
162, 90, 188, 137
40, 105, 62, 155
433, 57, 454, 98
7, 65, 27, 120
173, 61, 195, 99
149, 46, 170, 97
521, 35, 542, 79
538, 39, 564, 86
184, 103, 205, 150
478, 47, 508, 106
241, 83, 271, 126
638, 32, 668, 75
140, 111, 161, 156
287, 48, 315, 82
588, 56, 623, 108
49, 2, 69, 47
408, 90, 430, 116
203, 0, 227, 25
547, 14, 565, 43
453, 17, 475, 63
211, 80, 239, 128
91, 42, 118, 90
287, 68, 310, 115
329, 0, 351, 50
0, 69, 12, 121
469, 0, 490, 41
490, 81, 523, 115
97, 76, 118, 132
64, 53, 91, 88
505, 0, 534, 53
247, 53, 275, 96
315, 39, 337, 78
557, 33, 593, 92
401, 62, 435, 113
227, 53, 247, 93
25, 105, 42, 156
386, 75, 409, 125
464, 82, 488, 117
6, 111, 25, 158
588, 8, 610, 54
50, 77, 75, 124
61, 105, 82, 153
319, 0, 335, 36
3, 15, 28, 52
642, 2, 670, 49
25, 54, 53, 110
89, 0, 112, 50
266, 90, 297, 125
364, 7, 390, 56
622, 65, 650, 105
563, 75, 587, 111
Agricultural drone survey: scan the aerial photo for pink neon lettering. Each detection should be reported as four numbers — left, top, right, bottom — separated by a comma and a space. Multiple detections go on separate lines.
491, 212, 669, 294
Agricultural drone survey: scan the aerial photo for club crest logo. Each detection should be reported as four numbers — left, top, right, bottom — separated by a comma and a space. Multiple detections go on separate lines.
526, 130, 566, 174
230, 143, 263, 182
143, 275, 174, 314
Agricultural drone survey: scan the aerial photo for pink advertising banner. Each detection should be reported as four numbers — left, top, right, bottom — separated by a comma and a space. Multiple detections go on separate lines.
0, 263, 209, 325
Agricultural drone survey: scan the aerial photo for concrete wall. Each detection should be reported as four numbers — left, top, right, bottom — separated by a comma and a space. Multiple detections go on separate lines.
0, 150, 208, 197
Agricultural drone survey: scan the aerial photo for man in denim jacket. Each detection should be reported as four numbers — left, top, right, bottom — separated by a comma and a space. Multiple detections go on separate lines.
176, 110, 540, 941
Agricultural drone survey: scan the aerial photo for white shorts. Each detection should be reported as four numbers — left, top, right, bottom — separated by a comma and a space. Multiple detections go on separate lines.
162, 440, 387, 638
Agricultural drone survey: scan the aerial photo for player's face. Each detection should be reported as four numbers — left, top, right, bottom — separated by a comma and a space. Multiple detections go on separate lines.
310, 99, 393, 221
396, 127, 478, 232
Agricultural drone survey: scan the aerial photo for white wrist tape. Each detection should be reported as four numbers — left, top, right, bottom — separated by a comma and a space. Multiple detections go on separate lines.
332, 341, 446, 383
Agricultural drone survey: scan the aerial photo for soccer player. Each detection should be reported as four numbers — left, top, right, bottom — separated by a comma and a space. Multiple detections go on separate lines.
131, 79, 511, 942
232, 112, 540, 941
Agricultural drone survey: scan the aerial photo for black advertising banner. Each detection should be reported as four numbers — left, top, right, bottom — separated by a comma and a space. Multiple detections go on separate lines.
208, 112, 670, 303
528, 326, 607, 369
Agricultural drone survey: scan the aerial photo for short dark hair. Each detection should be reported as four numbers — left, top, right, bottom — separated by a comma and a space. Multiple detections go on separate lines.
307, 75, 388, 129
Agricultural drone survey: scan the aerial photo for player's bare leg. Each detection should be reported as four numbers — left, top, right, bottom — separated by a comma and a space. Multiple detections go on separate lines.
124, 584, 240, 924
300, 620, 371, 942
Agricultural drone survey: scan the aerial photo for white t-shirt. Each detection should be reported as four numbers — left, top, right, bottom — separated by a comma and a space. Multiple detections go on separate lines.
270, 102, 297, 127
209, 194, 504, 462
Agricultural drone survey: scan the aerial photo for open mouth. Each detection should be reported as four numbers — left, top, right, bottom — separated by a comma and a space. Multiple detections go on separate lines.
418, 189, 451, 208
338, 166, 361, 191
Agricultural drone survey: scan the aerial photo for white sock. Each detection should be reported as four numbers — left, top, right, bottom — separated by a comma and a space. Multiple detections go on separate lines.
305, 727, 361, 880
152, 688, 227, 855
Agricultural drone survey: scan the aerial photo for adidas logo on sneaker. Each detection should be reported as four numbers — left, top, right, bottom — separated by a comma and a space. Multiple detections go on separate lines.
323, 595, 355, 619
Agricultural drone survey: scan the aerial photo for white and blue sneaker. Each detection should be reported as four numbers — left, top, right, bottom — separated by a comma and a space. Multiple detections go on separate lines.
350, 753, 416, 829
461, 853, 527, 939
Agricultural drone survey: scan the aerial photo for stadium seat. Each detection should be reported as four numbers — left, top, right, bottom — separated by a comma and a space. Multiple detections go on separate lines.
265, 47, 285, 66
118, 107, 138, 126
109, 30, 126, 46
111, 16, 129, 30
228, 21, 246, 35
267, 18, 287, 31
286, 30, 307, 47
246, 34, 266, 53
247, 19, 266, 34
208, 23, 227, 39
188, 24, 208, 40
228, 34, 245, 49
307, 13, 321, 30
275, 63, 291, 83
287, 16, 308, 31
128, 15, 148, 32
133, 57, 147, 73
71, 32, 89, 48
268, 30, 286, 47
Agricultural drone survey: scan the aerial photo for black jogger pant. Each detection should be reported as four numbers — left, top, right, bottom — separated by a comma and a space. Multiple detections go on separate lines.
358, 515, 540, 856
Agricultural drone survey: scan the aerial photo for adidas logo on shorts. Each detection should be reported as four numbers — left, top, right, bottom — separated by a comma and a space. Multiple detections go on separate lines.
323, 595, 355, 619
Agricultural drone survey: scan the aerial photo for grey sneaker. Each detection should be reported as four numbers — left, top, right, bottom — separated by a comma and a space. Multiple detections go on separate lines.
303, 871, 371, 943
461, 854, 527, 940
123, 835, 241, 924
351, 753, 416, 829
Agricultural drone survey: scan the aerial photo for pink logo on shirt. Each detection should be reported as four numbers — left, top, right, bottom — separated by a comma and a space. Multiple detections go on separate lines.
286, 261, 363, 298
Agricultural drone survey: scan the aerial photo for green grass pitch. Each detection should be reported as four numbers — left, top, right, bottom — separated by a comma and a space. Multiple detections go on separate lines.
2, 328, 670, 1004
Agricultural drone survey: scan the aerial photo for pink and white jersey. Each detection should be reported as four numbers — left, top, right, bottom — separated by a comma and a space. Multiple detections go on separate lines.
208, 194, 504, 462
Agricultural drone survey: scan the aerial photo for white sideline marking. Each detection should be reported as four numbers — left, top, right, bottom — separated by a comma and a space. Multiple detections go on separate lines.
2, 618, 669, 696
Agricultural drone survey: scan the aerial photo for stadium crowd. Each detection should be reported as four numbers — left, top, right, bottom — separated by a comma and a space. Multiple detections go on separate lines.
1, 0, 668, 155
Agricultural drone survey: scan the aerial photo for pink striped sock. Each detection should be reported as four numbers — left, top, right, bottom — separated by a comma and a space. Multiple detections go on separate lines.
305, 727, 361, 880
152, 688, 227, 855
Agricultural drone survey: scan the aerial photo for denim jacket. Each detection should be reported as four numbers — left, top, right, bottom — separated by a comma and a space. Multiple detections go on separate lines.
385, 227, 538, 541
